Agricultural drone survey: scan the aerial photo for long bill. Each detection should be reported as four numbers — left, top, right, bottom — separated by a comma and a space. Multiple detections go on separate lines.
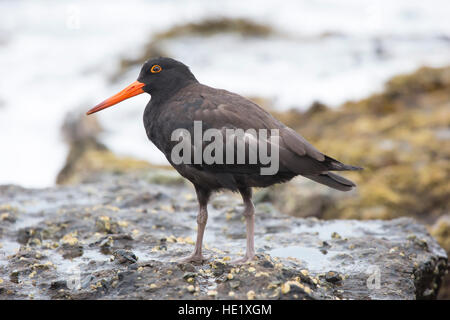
86, 80, 145, 115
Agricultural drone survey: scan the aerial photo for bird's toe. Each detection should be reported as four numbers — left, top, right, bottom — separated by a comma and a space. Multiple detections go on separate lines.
178, 254, 207, 264
230, 254, 256, 265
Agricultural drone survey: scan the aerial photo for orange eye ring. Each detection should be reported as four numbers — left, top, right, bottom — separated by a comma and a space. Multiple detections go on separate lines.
151, 65, 162, 73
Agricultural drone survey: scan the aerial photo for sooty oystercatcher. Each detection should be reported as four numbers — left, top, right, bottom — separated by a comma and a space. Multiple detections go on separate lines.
87, 57, 362, 263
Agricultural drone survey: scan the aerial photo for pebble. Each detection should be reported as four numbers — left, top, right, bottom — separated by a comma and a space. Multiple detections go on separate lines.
281, 282, 291, 294
331, 232, 342, 239
207, 290, 217, 296
325, 271, 342, 283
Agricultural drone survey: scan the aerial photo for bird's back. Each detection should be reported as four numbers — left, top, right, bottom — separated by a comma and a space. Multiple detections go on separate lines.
144, 83, 361, 191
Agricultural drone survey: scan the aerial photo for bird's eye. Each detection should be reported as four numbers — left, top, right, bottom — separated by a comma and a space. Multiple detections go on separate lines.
151, 65, 162, 73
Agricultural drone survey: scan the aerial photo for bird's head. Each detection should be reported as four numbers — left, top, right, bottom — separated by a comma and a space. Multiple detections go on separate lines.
86, 57, 197, 115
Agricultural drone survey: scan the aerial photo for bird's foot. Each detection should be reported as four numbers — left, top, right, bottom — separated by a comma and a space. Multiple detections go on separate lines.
178, 253, 207, 264
230, 254, 256, 265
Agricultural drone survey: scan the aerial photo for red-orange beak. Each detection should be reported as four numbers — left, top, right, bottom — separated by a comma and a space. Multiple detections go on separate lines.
86, 81, 145, 115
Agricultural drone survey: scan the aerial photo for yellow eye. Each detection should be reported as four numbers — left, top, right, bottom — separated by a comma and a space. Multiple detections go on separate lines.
151, 65, 162, 73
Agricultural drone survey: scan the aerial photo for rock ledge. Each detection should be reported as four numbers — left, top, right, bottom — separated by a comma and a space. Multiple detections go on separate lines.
0, 173, 447, 299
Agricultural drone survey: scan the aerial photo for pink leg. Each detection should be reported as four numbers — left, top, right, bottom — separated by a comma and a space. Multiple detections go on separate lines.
231, 188, 256, 264
179, 186, 210, 264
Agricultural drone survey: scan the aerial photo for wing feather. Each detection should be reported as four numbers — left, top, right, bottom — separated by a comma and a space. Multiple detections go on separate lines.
159, 84, 330, 175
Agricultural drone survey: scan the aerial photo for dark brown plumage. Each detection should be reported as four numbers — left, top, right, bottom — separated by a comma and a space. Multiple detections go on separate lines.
87, 57, 362, 263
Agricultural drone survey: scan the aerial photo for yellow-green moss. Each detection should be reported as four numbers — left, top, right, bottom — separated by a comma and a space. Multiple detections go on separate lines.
111, 18, 276, 82
271, 66, 450, 221
154, 18, 274, 40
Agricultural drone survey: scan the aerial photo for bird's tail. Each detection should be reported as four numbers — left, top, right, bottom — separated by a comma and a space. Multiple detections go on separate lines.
323, 155, 363, 171
303, 172, 356, 191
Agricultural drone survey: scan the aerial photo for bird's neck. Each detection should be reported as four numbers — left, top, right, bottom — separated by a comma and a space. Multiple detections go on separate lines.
150, 78, 198, 103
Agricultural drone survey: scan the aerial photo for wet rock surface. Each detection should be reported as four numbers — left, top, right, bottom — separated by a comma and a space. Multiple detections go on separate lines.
0, 173, 447, 300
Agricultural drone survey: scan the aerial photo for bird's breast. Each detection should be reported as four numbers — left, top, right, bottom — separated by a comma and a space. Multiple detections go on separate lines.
143, 100, 189, 154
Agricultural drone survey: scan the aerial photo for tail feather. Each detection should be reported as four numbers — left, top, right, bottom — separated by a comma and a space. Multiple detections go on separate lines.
303, 172, 356, 191
324, 155, 363, 172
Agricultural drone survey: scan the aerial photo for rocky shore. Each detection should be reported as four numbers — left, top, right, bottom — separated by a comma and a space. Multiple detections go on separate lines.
2, 18, 450, 298
2, 7, 450, 301
2, 60, 449, 300
0, 171, 447, 300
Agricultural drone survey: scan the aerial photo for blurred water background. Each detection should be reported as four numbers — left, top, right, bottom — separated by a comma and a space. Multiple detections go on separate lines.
1, 0, 450, 187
